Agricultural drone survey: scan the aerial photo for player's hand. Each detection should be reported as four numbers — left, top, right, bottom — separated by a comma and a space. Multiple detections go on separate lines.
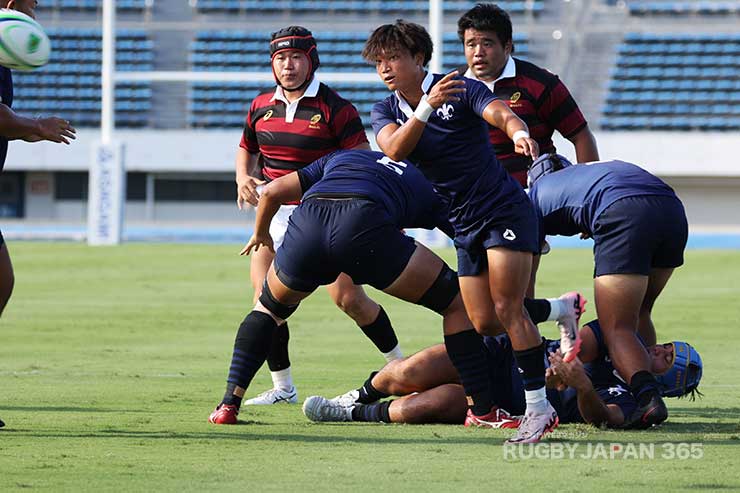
515, 136, 539, 159
239, 233, 274, 256
548, 351, 590, 392
426, 70, 466, 109
236, 176, 266, 209
35, 117, 76, 144
21, 134, 44, 143
545, 366, 567, 391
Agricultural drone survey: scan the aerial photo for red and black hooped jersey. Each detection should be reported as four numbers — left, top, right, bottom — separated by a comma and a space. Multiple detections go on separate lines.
467, 58, 588, 182
239, 82, 368, 183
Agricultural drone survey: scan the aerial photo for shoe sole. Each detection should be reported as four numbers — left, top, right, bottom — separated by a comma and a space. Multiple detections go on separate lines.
561, 292, 587, 363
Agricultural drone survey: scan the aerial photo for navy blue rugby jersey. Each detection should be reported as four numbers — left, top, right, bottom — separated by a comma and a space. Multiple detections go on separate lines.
528, 160, 678, 243
296, 149, 448, 231
0, 66, 13, 170
545, 325, 638, 424
370, 72, 528, 236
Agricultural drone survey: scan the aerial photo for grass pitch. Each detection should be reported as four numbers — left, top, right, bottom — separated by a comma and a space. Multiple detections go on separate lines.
1, 242, 739, 492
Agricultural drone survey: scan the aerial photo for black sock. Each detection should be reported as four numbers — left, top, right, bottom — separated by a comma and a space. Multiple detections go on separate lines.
358, 371, 390, 404
359, 306, 399, 354
222, 311, 277, 407
266, 322, 291, 372
351, 401, 392, 423
524, 298, 551, 325
444, 329, 492, 416
513, 341, 547, 391
630, 370, 660, 406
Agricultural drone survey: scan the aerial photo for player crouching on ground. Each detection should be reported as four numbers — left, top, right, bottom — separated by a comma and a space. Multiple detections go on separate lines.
527, 153, 690, 429
302, 320, 702, 429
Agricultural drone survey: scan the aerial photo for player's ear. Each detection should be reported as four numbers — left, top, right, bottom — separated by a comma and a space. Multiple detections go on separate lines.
413, 52, 424, 67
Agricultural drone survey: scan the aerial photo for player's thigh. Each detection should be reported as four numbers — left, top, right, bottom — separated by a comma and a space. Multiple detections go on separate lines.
394, 344, 460, 389
486, 247, 532, 304
389, 383, 468, 424
0, 241, 14, 309
381, 241, 445, 303
249, 246, 274, 300
642, 267, 674, 311
458, 273, 504, 335
593, 273, 648, 332
325, 272, 372, 307
263, 263, 313, 308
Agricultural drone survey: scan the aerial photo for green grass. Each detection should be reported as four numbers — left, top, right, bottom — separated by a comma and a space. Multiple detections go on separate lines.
1, 243, 739, 492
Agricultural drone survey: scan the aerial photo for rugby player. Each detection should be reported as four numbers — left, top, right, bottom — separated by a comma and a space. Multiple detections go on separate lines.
527, 154, 689, 428
303, 320, 702, 428
364, 20, 559, 443
457, 3, 599, 187
235, 26, 402, 406
209, 149, 469, 424
0, 0, 77, 428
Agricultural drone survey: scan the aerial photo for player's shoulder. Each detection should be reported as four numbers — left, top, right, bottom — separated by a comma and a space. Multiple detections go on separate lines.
317, 82, 356, 110
513, 57, 562, 87
250, 88, 277, 108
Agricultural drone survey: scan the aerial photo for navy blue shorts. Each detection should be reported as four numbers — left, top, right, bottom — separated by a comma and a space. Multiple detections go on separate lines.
274, 198, 417, 292
593, 194, 688, 277
455, 200, 539, 277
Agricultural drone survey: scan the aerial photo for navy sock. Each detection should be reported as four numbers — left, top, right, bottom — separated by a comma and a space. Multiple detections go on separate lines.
266, 322, 291, 372
630, 370, 660, 406
359, 306, 399, 353
524, 298, 551, 325
358, 371, 390, 404
351, 401, 392, 423
222, 311, 277, 407
444, 329, 493, 416
513, 342, 547, 391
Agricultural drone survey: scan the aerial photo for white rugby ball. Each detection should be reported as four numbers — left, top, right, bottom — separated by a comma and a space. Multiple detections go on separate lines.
0, 9, 51, 71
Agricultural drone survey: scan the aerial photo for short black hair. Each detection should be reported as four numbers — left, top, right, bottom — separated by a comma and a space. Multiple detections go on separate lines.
457, 3, 514, 53
363, 20, 433, 66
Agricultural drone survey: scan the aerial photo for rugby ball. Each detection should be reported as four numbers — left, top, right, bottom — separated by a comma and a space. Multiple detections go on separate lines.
0, 9, 50, 71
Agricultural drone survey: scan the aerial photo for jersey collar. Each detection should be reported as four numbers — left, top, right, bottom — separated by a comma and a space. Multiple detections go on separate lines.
270, 76, 320, 123
464, 55, 516, 92
394, 71, 435, 119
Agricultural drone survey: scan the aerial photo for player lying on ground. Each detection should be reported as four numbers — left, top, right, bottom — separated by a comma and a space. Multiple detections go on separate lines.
303, 320, 702, 428
527, 154, 690, 429
208, 150, 583, 443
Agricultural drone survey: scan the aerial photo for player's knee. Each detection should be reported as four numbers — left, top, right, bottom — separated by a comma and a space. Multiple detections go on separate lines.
0, 269, 14, 309
332, 288, 372, 319
258, 281, 299, 321
418, 264, 459, 315
492, 298, 525, 327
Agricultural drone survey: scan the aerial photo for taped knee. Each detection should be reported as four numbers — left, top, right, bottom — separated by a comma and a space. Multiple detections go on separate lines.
417, 264, 459, 314
258, 281, 300, 320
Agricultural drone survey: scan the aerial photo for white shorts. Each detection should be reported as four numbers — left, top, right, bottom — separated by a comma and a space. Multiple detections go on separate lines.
268, 203, 298, 250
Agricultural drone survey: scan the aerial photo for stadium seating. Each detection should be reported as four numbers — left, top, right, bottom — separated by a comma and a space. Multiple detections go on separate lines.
193, 0, 543, 16
11, 29, 154, 128
601, 33, 740, 130
188, 31, 529, 128
606, 1, 740, 16
37, 0, 150, 12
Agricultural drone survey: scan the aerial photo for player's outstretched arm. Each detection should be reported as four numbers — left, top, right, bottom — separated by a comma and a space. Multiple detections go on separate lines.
481, 100, 538, 159
549, 352, 624, 427
0, 105, 76, 144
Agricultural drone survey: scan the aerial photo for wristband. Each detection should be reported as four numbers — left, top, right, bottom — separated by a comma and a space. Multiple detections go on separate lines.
413, 97, 434, 123
512, 130, 530, 144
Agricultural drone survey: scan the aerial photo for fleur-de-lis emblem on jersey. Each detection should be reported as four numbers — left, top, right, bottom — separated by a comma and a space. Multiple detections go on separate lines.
436, 103, 454, 121
608, 385, 626, 396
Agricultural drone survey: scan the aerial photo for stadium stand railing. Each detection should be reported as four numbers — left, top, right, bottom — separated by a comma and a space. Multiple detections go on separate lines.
12, 29, 154, 128
188, 31, 529, 128
601, 33, 740, 131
